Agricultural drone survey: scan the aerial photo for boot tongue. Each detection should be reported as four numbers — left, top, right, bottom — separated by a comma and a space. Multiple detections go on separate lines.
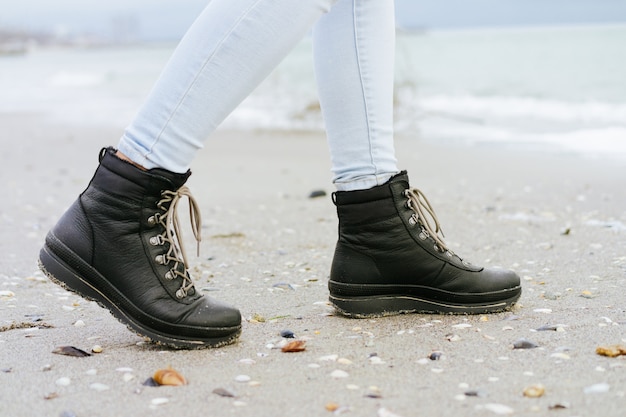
95, 147, 190, 199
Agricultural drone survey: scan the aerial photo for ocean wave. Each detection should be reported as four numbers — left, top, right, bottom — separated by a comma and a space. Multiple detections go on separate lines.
406, 93, 626, 126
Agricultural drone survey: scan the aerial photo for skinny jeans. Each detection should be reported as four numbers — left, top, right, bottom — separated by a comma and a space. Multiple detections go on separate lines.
118, 0, 398, 191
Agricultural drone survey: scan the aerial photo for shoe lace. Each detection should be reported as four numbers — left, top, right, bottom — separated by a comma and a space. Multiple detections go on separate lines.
154, 186, 202, 299
404, 188, 450, 253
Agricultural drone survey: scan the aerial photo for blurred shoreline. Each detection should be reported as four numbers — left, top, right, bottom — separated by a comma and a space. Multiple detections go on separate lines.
2, 23, 625, 160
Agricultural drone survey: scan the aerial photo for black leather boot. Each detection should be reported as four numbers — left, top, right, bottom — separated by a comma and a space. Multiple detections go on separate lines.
39, 147, 241, 348
329, 171, 521, 317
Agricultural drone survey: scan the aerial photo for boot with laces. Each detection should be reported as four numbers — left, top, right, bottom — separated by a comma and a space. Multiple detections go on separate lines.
39, 147, 241, 348
329, 171, 521, 317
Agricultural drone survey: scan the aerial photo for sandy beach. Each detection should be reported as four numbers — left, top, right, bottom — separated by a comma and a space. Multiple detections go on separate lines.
1, 115, 625, 417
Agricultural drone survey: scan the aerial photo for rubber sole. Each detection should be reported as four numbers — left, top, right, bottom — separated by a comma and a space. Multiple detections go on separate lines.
329, 290, 521, 318
39, 243, 241, 349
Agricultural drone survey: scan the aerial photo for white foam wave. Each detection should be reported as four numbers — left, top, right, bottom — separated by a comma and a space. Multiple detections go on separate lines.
414, 94, 626, 125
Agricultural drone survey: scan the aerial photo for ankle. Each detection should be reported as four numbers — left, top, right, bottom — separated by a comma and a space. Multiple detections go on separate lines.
115, 151, 147, 171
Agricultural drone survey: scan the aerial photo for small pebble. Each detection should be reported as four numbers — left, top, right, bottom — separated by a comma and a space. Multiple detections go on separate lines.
550, 352, 571, 360
369, 356, 385, 365
429, 351, 443, 361
512, 338, 539, 349
482, 403, 514, 415
280, 329, 295, 338
91, 345, 103, 353
150, 398, 169, 406
89, 383, 110, 392
378, 408, 405, 417
330, 369, 349, 379
235, 375, 251, 383
583, 383, 610, 394
446, 334, 461, 342
73, 320, 85, 327
308, 189, 327, 198
465, 389, 488, 398
535, 324, 566, 332
213, 387, 236, 398
55, 377, 71, 387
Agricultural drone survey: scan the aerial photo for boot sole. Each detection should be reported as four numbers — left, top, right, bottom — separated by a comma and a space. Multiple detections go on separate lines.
329, 290, 521, 318
39, 242, 241, 349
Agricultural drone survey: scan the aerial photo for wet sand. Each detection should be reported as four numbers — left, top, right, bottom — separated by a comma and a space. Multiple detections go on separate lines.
1, 115, 625, 416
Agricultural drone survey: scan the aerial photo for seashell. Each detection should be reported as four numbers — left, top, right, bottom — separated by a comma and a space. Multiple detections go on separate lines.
91, 345, 103, 353
523, 384, 545, 398
596, 344, 626, 357
43, 392, 59, 400
512, 339, 539, 349
153, 367, 187, 386
52, 346, 91, 357
325, 402, 340, 412
281, 340, 306, 352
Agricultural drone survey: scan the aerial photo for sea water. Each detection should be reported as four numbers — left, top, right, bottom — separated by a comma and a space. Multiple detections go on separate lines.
1, 24, 624, 157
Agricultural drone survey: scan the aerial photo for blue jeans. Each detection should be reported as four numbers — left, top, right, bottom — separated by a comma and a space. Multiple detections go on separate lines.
118, 0, 399, 191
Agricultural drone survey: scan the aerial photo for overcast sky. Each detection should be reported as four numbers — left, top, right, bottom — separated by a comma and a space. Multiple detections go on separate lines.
2, 0, 625, 40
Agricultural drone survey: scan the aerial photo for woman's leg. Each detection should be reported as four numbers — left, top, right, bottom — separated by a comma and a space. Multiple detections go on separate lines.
119, 0, 337, 173
313, 0, 399, 191
40, 0, 342, 348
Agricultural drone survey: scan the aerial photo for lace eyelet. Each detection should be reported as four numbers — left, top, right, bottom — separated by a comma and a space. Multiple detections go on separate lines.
155, 254, 168, 265
175, 288, 186, 299
149, 235, 164, 245
408, 214, 417, 226
164, 270, 175, 280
